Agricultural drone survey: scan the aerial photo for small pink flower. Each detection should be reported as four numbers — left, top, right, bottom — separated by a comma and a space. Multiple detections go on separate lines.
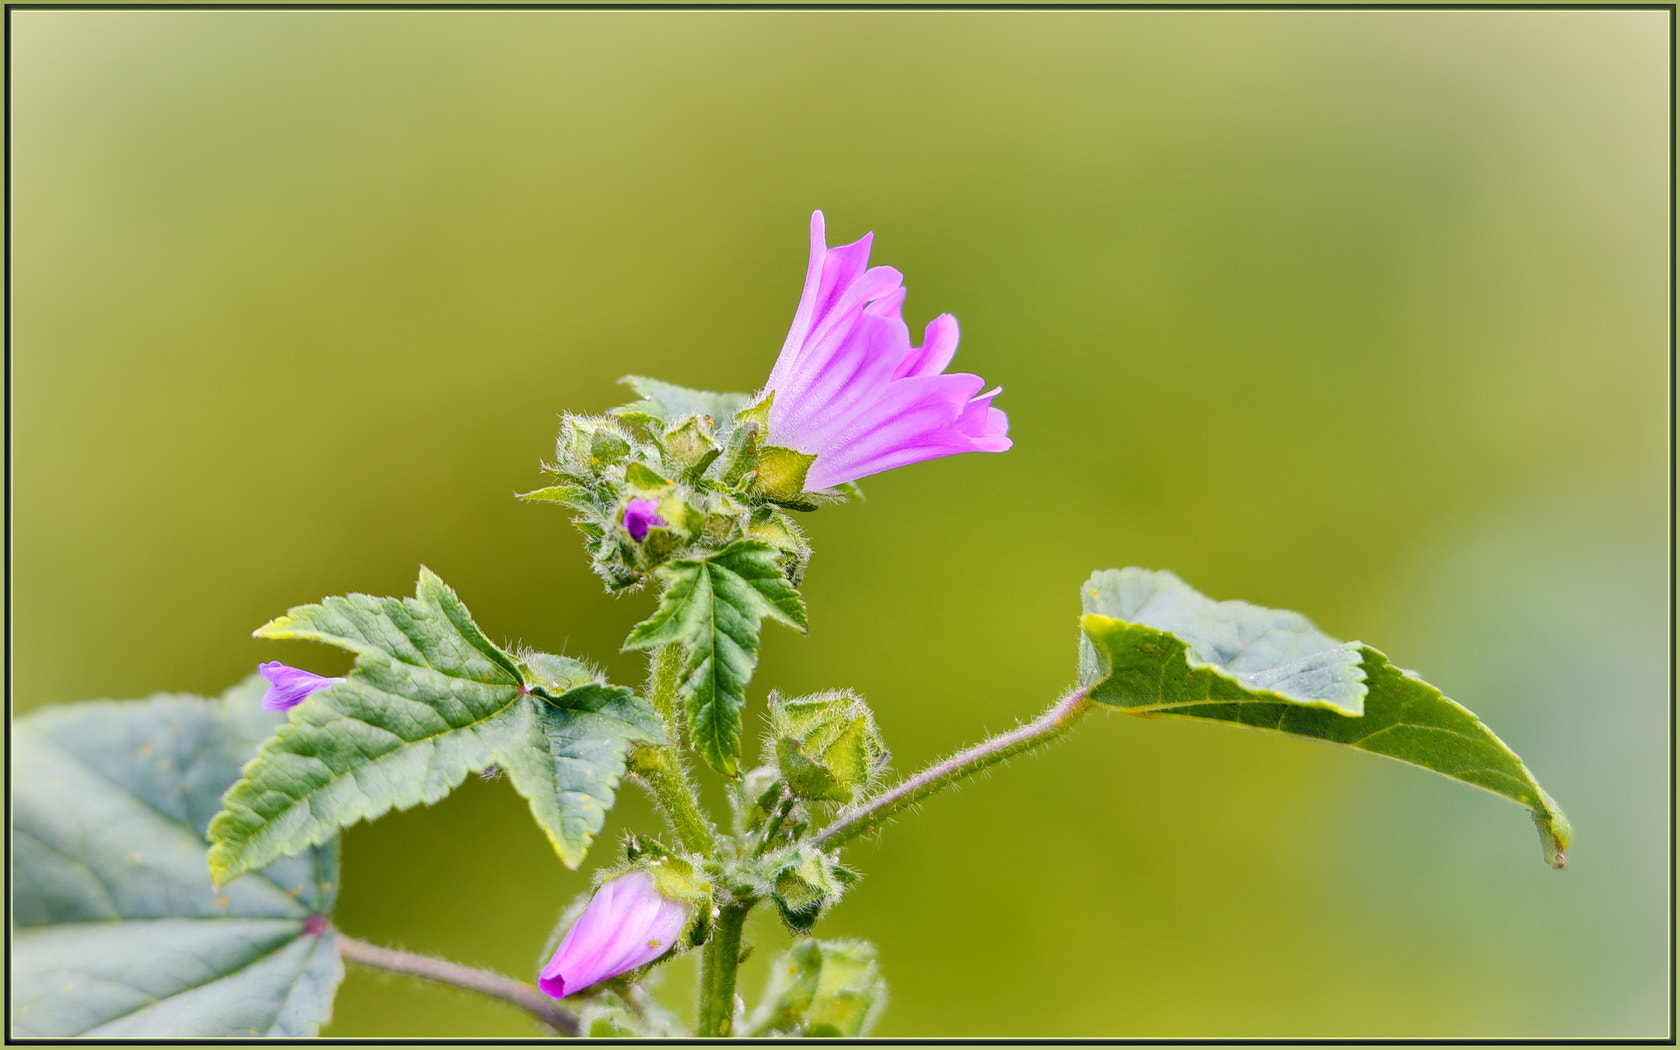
258, 662, 345, 712
538, 871, 692, 1000
621, 498, 666, 543
763, 211, 1010, 491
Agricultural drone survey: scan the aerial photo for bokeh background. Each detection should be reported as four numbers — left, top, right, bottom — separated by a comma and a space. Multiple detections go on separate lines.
10, 9, 1669, 1038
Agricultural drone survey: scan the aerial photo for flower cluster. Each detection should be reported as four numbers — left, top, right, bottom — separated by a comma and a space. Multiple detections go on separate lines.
521, 210, 1009, 593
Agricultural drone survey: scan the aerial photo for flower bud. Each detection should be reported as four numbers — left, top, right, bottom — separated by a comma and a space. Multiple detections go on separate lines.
769, 690, 885, 804
750, 938, 886, 1038
621, 498, 666, 543
769, 846, 855, 934
660, 415, 722, 479
537, 871, 693, 1000
257, 662, 345, 712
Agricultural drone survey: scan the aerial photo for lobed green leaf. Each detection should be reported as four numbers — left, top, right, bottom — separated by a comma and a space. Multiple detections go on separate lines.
624, 539, 808, 776
13, 678, 342, 1037
208, 569, 659, 885
1078, 568, 1571, 867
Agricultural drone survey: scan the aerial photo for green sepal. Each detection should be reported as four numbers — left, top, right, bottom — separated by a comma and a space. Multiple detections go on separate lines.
517, 484, 594, 509
584, 1005, 640, 1039
747, 938, 886, 1038
590, 427, 632, 467
753, 445, 817, 502
622, 540, 809, 776
1079, 568, 1572, 868
662, 415, 724, 480
624, 460, 671, 490
717, 421, 763, 488
747, 510, 811, 587
734, 390, 772, 430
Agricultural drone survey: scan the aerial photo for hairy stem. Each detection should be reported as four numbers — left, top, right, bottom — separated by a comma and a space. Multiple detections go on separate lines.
752, 793, 795, 859
631, 745, 719, 855
631, 645, 719, 855
814, 688, 1095, 850
696, 899, 754, 1038
646, 642, 685, 734
336, 932, 579, 1036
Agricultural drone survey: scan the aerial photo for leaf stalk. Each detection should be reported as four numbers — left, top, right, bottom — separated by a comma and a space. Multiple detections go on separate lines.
814, 687, 1095, 850
336, 932, 579, 1036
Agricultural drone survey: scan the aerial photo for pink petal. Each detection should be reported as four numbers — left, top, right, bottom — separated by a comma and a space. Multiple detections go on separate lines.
894, 313, 960, 379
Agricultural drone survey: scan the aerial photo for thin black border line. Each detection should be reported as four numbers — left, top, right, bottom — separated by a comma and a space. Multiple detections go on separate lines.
3, 4, 1674, 1046
0, 3, 1676, 10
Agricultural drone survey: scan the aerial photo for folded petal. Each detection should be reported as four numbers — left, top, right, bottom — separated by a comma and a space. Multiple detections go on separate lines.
894, 313, 960, 379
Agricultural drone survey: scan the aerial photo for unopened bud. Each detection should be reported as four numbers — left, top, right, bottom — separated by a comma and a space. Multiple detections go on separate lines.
769, 690, 885, 804
621, 498, 667, 543
538, 871, 692, 1000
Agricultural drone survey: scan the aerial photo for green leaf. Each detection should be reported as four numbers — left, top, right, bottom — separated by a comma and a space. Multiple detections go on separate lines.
1078, 568, 1572, 868
623, 540, 808, 776
615, 375, 751, 431
503, 675, 667, 866
13, 677, 343, 1037
208, 569, 660, 885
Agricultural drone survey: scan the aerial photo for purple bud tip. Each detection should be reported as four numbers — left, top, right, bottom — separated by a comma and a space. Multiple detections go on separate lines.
303, 914, 329, 937
537, 871, 692, 1000
621, 498, 666, 543
258, 661, 347, 712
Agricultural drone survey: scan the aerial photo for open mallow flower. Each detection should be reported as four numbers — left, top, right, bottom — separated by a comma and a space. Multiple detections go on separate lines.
761, 211, 1011, 492
538, 870, 692, 1000
621, 498, 666, 543
258, 661, 346, 712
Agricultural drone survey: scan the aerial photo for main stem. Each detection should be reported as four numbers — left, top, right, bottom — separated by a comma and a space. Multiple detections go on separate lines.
815, 687, 1095, 849
633, 644, 718, 855
336, 932, 579, 1036
695, 898, 753, 1038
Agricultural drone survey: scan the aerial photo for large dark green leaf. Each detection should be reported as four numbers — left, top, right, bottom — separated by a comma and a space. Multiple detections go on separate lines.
623, 540, 808, 776
1079, 568, 1571, 868
13, 678, 342, 1037
208, 569, 659, 885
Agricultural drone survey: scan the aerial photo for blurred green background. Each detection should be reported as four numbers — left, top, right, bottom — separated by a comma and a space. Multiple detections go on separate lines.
10, 9, 1669, 1038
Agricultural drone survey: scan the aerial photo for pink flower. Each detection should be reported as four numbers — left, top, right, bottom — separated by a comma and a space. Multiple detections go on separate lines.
621, 498, 666, 543
538, 871, 692, 1000
258, 662, 345, 711
762, 211, 1010, 492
